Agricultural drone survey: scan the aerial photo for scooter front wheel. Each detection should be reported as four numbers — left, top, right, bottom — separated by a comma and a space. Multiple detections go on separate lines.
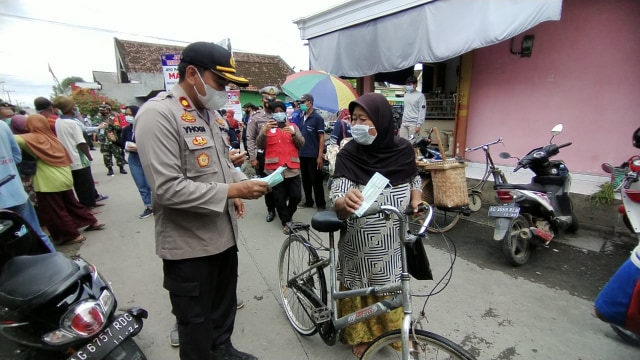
501, 215, 531, 266
611, 324, 640, 347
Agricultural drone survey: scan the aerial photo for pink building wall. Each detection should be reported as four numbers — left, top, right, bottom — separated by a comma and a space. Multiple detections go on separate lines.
465, 0, 640, 175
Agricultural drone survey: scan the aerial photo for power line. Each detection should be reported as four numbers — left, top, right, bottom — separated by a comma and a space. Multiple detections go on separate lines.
0, 12, 191, 45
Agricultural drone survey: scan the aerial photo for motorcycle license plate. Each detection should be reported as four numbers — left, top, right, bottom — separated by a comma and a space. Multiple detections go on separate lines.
488, 205, 520, 218
68, 312, 141, 360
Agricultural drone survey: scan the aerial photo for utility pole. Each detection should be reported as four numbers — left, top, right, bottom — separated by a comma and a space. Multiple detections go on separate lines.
4, 90, 15, 104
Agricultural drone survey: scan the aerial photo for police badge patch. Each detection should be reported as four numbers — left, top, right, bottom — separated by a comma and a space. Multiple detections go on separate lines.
196, 153, 210, 167
181, 112, 196, 123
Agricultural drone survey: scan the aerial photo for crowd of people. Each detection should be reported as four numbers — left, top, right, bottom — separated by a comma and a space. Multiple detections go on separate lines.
0, 92, 160, 249
1, 37, 424, 358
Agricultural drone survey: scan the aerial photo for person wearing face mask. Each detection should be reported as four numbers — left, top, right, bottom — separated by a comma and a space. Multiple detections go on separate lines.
399, 76, 426, 140
256, 101, 305, 235
246, 86, 279, 222
241, 103, 256, 152
331, 92, 423, 358
53, 96, 107, 211
134, 41, 270, 360
120, 105, 153, 219
297, 93, 327, 210
94, 103, 128, 176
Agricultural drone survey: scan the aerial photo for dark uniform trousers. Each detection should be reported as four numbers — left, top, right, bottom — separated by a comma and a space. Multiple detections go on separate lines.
272, 175, 302, 226
300, 157, 326, 209
163, 246, 238, 360
256, 151, 276, 211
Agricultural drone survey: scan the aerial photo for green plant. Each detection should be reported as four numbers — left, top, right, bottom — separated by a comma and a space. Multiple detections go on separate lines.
590, 181, 615, 206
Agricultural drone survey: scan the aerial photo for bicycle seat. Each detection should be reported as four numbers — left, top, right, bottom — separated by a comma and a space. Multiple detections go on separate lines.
311, 211, 345, 233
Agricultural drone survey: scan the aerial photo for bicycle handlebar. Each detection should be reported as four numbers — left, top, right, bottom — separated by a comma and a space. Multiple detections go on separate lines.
465, 138, 503, 152
351, 203, 433, 236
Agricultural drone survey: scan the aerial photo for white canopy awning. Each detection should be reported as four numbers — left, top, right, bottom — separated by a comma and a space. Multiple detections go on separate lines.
295, 0, 562, 78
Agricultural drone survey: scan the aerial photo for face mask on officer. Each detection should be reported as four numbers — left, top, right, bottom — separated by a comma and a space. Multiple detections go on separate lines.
194, 70, 227, 110
125, 115, 134, 124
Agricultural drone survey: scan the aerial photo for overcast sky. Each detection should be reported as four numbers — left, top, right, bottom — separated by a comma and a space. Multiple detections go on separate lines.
0, 0, 347, 107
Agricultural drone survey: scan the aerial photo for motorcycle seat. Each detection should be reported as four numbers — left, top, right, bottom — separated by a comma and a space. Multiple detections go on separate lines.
494, 183, 546, 192
0, 252, 89, 310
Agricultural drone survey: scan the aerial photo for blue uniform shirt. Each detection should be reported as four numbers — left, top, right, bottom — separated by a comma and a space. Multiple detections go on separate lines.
298, 110, 325, 158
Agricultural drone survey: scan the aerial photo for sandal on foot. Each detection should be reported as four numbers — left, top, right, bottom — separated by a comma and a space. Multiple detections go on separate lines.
57, 235, 86, 245
96, 195, 109, 202
85, 223, 106, 231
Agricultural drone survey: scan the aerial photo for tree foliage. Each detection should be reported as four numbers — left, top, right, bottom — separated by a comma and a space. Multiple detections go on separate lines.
71, 88, 121, 117
51, 76, 86, 97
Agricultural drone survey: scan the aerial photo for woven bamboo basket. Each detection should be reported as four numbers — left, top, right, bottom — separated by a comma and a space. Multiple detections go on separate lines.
431, 165, 468, 208
415, 127, 469, 208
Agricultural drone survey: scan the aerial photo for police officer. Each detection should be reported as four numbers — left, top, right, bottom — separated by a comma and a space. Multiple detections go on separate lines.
246, 86, 279, 222
134, 42, 269, 360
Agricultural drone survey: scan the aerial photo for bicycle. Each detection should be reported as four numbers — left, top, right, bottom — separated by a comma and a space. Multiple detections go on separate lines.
464, 138, 508, 212
277, 203, 475, 359
413, 129, 469, 233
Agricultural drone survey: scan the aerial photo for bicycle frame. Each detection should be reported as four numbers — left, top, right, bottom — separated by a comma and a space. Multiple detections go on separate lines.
466, 138, 507, 191
287, 205, 433, 359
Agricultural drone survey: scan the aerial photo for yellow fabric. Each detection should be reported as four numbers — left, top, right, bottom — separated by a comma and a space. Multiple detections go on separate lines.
338, 283, 403, 351
15, 136, 73, 192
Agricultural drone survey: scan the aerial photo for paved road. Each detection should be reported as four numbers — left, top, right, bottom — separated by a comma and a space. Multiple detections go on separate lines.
2, 160, 638, 359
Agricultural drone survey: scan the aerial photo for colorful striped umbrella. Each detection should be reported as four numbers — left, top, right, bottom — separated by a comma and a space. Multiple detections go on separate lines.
281, 70, 358, 113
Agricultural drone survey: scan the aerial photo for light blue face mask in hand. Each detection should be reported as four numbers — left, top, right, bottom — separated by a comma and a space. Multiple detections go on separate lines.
351, 124, 376, 145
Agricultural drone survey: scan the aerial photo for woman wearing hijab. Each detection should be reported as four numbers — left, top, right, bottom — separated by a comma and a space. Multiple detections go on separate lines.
331, 93, 423, 357
14, 114, 105, 245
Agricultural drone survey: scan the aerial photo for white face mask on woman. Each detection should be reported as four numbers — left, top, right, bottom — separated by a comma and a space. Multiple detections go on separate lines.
194, 71, 227, 110
351, 124, 377, 145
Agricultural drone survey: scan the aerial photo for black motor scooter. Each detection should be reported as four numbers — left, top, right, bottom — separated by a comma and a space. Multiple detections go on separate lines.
488, 124, 579, 266
0, 174, 147, 360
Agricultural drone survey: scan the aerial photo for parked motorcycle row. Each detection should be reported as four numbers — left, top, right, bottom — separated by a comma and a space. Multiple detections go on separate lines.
0, 175, 147, 359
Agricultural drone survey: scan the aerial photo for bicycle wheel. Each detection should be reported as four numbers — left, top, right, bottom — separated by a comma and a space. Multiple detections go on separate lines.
421, 178, 461, 233
278, 233, 328, 336
361, 329, 475, 360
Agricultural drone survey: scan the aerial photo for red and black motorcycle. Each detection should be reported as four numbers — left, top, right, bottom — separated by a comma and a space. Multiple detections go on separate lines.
597, 127, 640, 346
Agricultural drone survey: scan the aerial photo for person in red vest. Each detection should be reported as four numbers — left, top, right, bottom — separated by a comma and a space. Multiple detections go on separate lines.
256, 101, 305, 234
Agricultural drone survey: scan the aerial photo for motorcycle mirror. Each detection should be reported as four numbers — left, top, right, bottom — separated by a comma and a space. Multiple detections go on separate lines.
550, 124, 563, 144
633, 126, 640, 149
499, 152, 512, 159
601, 163, 614, 174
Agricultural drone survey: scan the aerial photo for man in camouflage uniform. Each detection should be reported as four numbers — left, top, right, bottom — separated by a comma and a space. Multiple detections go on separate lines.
95, 104, 127, 176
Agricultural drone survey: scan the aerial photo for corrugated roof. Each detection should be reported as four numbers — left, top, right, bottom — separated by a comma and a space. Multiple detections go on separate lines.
114, 38, 294, 91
